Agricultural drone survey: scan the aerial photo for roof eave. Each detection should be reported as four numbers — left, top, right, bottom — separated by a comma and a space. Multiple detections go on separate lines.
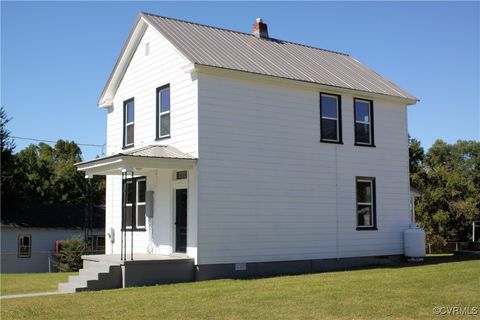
97, 14, 148, 108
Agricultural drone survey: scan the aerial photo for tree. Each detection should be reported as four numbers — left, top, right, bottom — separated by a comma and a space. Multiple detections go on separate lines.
413, 139, 480, 244
1, 107, 19, 213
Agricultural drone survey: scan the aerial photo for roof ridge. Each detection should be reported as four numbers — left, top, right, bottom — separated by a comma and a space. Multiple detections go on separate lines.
140, 11, 349, 57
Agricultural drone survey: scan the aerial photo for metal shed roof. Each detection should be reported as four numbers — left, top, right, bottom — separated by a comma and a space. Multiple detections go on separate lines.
140, 12, 417, 102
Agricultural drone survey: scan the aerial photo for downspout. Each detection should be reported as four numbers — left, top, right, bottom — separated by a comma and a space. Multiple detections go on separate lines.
335, 145, 339, 260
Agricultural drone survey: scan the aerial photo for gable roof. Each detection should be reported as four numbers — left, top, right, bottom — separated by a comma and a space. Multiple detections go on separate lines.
99, 12, 417, 106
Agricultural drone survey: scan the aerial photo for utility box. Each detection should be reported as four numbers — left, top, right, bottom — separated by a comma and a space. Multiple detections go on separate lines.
404, 223, 426, 261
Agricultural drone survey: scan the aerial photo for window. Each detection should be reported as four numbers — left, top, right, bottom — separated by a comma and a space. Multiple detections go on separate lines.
175, 170, 188, 180
18, 234, 31, 258
354, 98, 374, 146
156, 85, 170, 139
320, 93, 342, 143
123, 98, 135, 148
356, 177, 376, 229
123, 177, 146, 230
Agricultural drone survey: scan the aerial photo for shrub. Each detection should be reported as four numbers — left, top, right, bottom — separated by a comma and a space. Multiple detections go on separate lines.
56, 238, 85, 272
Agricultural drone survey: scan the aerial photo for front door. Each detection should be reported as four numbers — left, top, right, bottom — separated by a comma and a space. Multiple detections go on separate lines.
175, 189, 188, 253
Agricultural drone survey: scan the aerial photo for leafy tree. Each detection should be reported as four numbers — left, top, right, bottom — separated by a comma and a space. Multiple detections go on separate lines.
413, 139, 480, 244
1, 107, 19, 213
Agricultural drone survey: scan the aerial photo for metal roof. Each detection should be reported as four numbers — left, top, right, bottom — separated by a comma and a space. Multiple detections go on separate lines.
141, 12, 417, 102
76, 145, 196, 168
122, 145, 195, 159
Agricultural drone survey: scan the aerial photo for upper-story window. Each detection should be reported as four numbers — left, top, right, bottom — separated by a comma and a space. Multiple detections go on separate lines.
123, 98, 135, 148
156, 85, 170, 139
354, 98, 374, 146
320, 93, 342, 143
356, 177, 377, 230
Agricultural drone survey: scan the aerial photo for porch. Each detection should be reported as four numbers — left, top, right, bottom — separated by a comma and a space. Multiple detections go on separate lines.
74, 145, 198, 261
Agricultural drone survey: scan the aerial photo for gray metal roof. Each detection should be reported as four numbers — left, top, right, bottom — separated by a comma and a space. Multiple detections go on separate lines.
141, 12, 417, 101
122, 145, 195, 159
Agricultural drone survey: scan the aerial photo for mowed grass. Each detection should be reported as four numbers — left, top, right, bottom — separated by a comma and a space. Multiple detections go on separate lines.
1, 256, 479, 320
0, 272, 77, 296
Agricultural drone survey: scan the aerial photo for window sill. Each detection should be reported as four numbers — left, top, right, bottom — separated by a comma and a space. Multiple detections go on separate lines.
122, 145, 134, 150
356, 227, 377, 231
320, 140, 343, 145
18, 255, 31, 258
155, 135, 171, 141
354, 143, 376, 148
121, 228, 146, 232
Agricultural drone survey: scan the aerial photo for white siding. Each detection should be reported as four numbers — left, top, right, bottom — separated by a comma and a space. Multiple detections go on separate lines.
104, 24, 198, 257
106, 25, 198, 156
196, 73, 410, 265
1, 228, 102, 273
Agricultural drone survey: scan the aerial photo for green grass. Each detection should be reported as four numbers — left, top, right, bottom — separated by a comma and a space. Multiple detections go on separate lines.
1, 256, 479, 319
0, 272, 76, 296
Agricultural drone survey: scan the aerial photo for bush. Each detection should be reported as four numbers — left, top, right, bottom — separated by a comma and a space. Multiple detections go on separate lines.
56, 238, 85, 272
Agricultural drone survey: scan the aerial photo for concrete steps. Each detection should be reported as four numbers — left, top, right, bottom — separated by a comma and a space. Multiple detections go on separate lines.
58, 260, 122, 293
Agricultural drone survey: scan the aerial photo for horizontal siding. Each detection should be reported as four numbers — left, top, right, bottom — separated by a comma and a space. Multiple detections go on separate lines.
197, 74, 410, 264
107, 25, 198, 157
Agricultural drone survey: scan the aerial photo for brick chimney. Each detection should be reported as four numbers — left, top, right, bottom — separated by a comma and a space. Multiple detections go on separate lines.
252, 18, 268, 38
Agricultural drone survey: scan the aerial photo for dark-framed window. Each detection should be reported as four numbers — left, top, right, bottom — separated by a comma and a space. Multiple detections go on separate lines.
320, 93, 342, 143
156, 84, 170, 139
18, 234, 31, 258
123, 98, 135, 148
354, 98, 374, 146
356, 177, 377, 230
123, 177, 146, 231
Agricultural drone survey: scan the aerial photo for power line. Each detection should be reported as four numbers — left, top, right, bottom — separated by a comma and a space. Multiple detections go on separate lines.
12, 136, 105, 148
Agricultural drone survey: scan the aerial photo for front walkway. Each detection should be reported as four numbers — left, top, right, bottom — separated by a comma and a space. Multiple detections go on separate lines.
1, 291, 68, 299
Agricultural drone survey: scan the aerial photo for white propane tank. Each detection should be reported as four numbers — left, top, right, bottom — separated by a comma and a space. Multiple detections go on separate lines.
404, 223, 426, 261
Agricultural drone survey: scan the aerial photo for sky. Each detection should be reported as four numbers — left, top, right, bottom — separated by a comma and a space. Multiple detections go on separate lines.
1, 1, 479, 160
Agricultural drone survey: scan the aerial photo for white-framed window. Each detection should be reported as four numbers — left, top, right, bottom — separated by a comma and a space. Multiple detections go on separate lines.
356, 177, 376, 229
123, 177, 146, 230
354, 98, 374, 146
320, 93, 342, 143
18, 234, 31, 258
156, 84, 170, 139
124, 98, 135, 147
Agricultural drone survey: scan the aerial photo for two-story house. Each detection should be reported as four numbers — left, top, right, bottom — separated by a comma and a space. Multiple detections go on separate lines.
62, 12, 418, 292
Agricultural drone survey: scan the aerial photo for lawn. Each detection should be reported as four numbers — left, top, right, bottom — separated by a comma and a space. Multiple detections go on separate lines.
0, 272, 76, 296
1, 256, 479, 319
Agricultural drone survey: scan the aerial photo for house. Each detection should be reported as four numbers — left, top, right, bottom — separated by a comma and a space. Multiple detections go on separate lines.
1, 204, 105, 273
63, 12, 418, 291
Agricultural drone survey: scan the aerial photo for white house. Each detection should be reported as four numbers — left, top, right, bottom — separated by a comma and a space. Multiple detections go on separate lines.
1, 205, 104, 273
70, 12, 418, 289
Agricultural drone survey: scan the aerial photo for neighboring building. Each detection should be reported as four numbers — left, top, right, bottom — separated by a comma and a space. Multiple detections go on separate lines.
1, 205, 105, 273
76, 13, 418, 280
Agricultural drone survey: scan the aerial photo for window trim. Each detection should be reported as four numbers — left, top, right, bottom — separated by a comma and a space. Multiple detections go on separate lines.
320, 93, 343, 144
122, 176, 147, 231
123, 98, 135, 149
353, 98, 375, 147
18, 234, 31, 258
156, 84, 171, 140
355, 177, 377, 230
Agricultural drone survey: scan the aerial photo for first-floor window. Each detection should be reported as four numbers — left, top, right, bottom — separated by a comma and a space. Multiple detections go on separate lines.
123, 177, 146, 230
18, 234, 31, 258
356, 177, 376, 229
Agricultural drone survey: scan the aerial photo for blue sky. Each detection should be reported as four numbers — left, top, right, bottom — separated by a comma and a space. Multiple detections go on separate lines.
2, 1, 479, 160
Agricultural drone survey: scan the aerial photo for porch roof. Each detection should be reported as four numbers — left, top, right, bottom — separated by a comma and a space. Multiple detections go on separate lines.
76, 145, 197, 176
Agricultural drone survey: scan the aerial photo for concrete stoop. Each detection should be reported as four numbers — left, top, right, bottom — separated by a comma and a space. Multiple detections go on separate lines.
58, 254, 195, 293
58, 260, 122, 293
